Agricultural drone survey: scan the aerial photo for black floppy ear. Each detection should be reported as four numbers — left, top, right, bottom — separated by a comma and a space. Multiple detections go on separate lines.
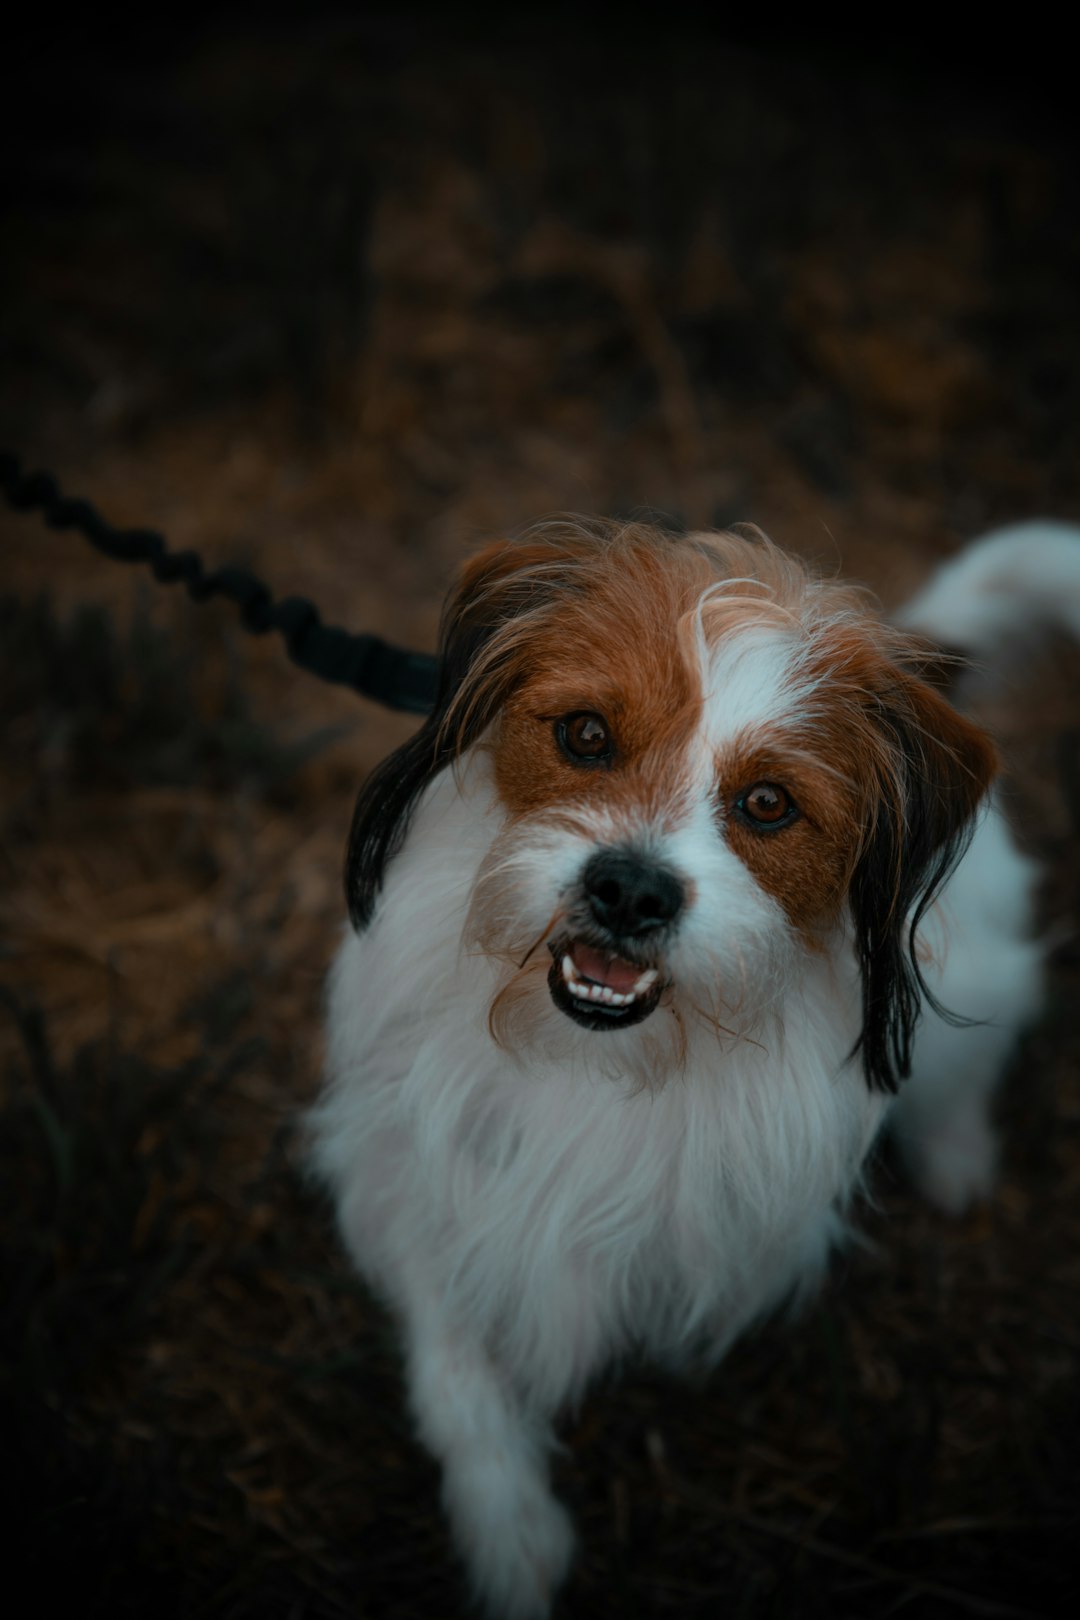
849, 674, 998, 1093
345, 540, 552, 928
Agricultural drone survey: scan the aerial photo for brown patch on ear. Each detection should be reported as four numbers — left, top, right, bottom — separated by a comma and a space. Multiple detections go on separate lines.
436, 537, 575, 744
345, 531, 592, 928
849, 661, 998, 1092
908, 642, 971, 699
451, 537, 569, 619
891, 669, 999, 835
860, 667, 999, 915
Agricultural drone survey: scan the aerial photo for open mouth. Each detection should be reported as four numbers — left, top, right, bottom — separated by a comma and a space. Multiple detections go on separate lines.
547, 938, 665, 1030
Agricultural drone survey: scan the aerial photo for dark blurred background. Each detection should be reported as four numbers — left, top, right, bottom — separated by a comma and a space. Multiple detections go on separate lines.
2, 10, 1079, 1618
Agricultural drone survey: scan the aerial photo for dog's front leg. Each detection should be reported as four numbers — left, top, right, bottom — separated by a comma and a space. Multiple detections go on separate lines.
400, 1286, 575, 1619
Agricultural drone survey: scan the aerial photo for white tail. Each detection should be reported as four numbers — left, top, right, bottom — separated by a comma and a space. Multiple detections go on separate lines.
897, 521, 1080, 670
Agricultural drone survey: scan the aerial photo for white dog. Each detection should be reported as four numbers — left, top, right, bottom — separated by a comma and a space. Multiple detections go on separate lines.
311, 518, 1078, 1617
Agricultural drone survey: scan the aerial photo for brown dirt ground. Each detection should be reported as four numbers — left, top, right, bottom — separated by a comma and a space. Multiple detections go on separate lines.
1, 16, 1078, 1619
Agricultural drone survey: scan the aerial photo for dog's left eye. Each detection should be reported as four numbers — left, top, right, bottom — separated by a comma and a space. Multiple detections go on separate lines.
735, 782, 799, 829
556, 711, 613, 765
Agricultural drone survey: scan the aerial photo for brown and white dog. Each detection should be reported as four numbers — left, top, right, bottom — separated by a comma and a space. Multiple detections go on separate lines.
311, 518, 1078, 1617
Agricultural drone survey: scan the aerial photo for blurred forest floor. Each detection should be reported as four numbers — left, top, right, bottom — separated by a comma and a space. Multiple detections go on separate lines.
1, 14, 1079, 1618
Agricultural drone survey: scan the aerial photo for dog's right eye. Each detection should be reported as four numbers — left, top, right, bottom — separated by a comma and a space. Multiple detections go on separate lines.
555, 712, 613, 766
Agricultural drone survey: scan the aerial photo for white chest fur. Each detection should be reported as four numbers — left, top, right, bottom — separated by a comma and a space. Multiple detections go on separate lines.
314, 764, 888, 1411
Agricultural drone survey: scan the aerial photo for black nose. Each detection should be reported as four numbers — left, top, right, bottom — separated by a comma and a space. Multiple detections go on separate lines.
582, 849, 684, 939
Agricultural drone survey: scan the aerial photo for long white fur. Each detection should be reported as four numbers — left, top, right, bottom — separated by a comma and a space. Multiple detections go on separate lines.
310, 524, 1078, 1618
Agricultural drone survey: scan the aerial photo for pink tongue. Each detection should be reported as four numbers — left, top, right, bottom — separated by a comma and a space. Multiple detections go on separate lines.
571, 943, 641, 994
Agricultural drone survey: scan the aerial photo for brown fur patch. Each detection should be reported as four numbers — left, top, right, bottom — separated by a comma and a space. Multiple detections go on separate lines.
443, 519, 997, 940
453, 522, 716, 829
716, 731, 859, 934
714, 620, 998, 935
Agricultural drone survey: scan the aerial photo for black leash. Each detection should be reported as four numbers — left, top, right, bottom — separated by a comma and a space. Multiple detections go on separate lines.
0, 452, 438, 715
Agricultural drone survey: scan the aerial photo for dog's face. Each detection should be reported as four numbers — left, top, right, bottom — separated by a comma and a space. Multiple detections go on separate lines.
347, 522, 997, 1091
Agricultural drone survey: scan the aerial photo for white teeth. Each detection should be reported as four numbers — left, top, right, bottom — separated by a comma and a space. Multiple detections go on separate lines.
565, 978, 638, 1006
559, 952, 659, 1008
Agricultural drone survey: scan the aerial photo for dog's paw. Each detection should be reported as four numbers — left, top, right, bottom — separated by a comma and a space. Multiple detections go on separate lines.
445, 1455, 575, 1620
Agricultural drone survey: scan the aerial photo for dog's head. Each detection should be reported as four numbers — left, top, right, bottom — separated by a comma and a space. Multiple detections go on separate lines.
346, 521, 997, 1092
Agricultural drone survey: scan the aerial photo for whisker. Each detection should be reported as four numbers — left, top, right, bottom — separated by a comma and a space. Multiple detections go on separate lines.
682, 990, 766, 1053
517, 907, 562, 971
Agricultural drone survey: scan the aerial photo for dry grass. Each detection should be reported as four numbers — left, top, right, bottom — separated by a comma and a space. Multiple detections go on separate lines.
1, 16, 1078, 1618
